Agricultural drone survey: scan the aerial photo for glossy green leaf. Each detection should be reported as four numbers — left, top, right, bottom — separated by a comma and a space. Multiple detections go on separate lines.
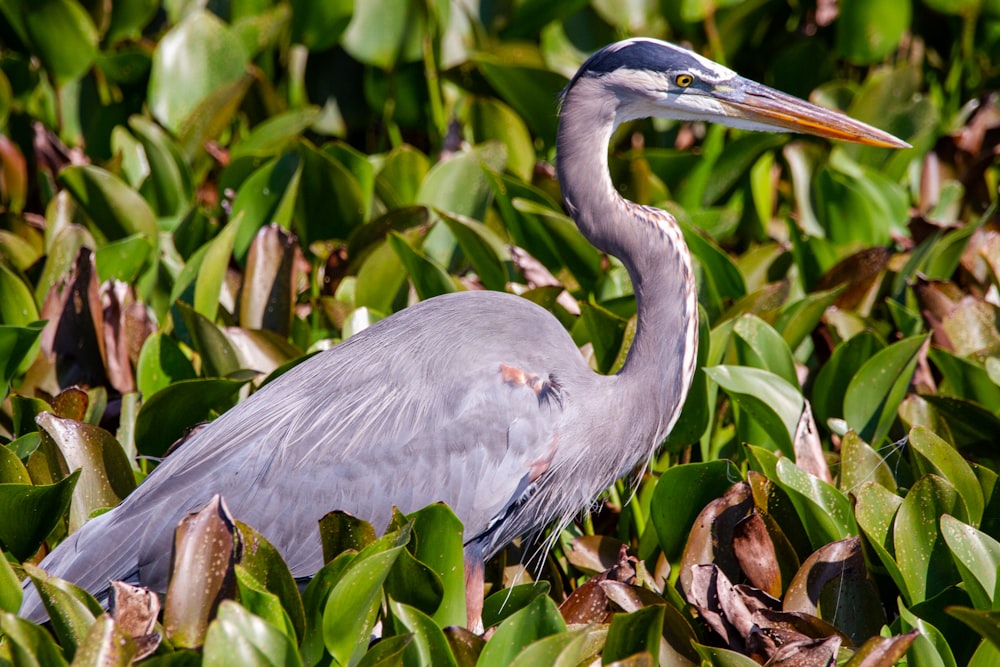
731, 315, 797, 386
772, 286, 844, 351
35, 412, 136, 532
405, 504, 466, 628
0, 321, 44, 398
71, 614, 139, 667
231, 155, 302, 260
194, 215, 241, 322
940, 514, 1000, 610
58, 166, 159, 248
910, 426, 984, 526
203, 600, 303, 667
295, 141, 366, 244
134, 377, 245, 457
301, 551, 356, 667
23, 562, 103, 661
947, 607, 1000, 653
236, 521, 306, 642
692, 642, 762, 667
813, 332, 884, 427
135, 332, 197, 399
468, 97, 535, 181
0, 262, 39, 326
508, 626, 605, 667
580, 302, 628, 375
234, 567, 297, 643
128, 115, 194, 223
476, 595, 566, 667
474, 55, 567, 146
853, 481, 909, 600
387, 231, 458, 300
94, 234, 153, 284
148, 10, 250, 134
439, 211, 509, 292
839, 430, 896, 494
895, 474, 966, 603
836, 0, 912, 64
482, 581, 550, 629
705, 365, 803, 457
0, 470, 79, 561
0, 610, 70, 667
22, 0, 98, 84
774, 457, 856, 547
602, 605, 664, 664
176, 302, 242, 378
899, 602, 959, 667
0, 549, 23, 613
843, 334, 928, 444
323, 527, 410, 666
389, 600, 458, 667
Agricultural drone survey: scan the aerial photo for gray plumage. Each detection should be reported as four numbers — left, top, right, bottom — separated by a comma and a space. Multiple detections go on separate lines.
20, 38, 905, 622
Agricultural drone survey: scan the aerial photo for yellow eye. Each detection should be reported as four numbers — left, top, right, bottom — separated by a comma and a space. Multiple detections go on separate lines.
675, 74, 694, 87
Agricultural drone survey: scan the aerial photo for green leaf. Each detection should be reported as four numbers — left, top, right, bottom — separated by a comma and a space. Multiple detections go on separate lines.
0, 470, 79, 560
23, 562, 103, 661
389, 600, 458, 667
203, 600, 303, 667
947, 607, 1000, 654
58, 165, 159, 248
705, 365, 803, 457
482, 581, 550, 629
940, 515, 1000, 610
387, 231, 458, 300
602, 605, 664, 664
899, 601, 959, 667
148, 10, 250, 134
94, 234, 153, 284
476, 595, 566, 667
405, 504, 466, 628
236, 521, 306, 642
775, 457, 857, 547
910, 426, 984, 526
323, 527, 410, 667
773, 286, 844, 352
176, 302, 242, 378
731, 315, 798, 386
839, 430, 896, 494
836, 0, 912, 64
35, 412, 136, 532
135, 377, 245, 457
895, 474, 966, 603
0, 550, 23, 613
0, 321, 44, 400
579, 303, 628, 375
194, 215, 241, 322
128, 115, 194, 223
474, 55, 567, 147
508, 627, 605, 667
135, 332, 197, 399
0, 263, 40, 326
71, 614, 139, 667
853, 481, 909, 601
295, 141, 366, 244
0, 610, 70, 667
439, 212, 509, 292
235, 567, 298, 643
813, 332, 884, 427
468, 97, 535, 181
22, 0, 98, 84
651, 460, 737, 562
231, 154, 302, 260
843, 334, 928, 444
340, 0, 436, 68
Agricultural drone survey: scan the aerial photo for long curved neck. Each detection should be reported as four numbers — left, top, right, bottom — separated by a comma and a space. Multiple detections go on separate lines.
557, 77, 699, 445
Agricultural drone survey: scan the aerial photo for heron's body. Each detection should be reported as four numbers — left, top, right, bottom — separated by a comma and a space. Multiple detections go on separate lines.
20, 38, 904, 623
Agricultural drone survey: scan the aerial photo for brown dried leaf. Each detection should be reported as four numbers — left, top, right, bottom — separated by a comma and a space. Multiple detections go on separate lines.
687, 564, 750, 650
845, 630, 918, 667
38, 247, 108, 390
679, 482, 752, 600
560, 577, 612, 624
599, 580, 665, 614
815, 247, 890, 313
163, 495, 238, 648
101, 281, 141, 393
783, 537, 884, 645
50, 387, 89, 421
566, 535, 627, 574
733, 512, 782, 597
766, 634, 841, 667
110, 581, 162, 660
240, 224, 305, 336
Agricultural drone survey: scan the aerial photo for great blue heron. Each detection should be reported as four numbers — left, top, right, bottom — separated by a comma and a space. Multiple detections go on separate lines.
20, 38, 906, 625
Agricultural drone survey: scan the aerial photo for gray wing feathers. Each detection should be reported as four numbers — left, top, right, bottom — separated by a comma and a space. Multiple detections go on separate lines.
21, 291, 581, 620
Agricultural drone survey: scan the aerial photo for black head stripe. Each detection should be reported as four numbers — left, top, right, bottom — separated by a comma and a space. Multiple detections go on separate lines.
582, 40, 699, 77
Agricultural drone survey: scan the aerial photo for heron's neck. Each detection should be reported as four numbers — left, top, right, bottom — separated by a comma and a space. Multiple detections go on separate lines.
557, 82, 698, 444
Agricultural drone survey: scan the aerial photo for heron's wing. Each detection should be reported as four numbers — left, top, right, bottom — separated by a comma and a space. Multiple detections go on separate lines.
22, 292, 583, 618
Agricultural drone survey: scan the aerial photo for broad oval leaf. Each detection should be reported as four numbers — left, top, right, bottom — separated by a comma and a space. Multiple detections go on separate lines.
203, 599, 303, 667
705, 365, 804, 457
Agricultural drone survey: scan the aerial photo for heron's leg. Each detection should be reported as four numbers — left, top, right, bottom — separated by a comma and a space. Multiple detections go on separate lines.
463, 542, 485, 633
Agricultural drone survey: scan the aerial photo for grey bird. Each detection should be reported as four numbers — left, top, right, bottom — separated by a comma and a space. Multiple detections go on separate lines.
20, 38, 907, 625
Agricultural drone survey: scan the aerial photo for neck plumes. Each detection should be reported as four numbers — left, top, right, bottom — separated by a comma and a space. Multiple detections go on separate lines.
556, 76, 699, 447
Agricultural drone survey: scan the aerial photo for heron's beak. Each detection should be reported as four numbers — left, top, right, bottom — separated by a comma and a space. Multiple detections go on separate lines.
715, 79, 910, 149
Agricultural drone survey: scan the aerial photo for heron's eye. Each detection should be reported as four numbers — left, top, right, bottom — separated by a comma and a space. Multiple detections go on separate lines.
675, 73, 694, 87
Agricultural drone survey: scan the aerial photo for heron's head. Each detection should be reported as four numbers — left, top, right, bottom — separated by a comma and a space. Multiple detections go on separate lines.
564, 38, 908, 148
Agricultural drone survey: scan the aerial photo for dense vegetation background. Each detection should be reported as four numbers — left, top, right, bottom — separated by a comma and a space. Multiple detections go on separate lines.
1, 0, 999, 664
